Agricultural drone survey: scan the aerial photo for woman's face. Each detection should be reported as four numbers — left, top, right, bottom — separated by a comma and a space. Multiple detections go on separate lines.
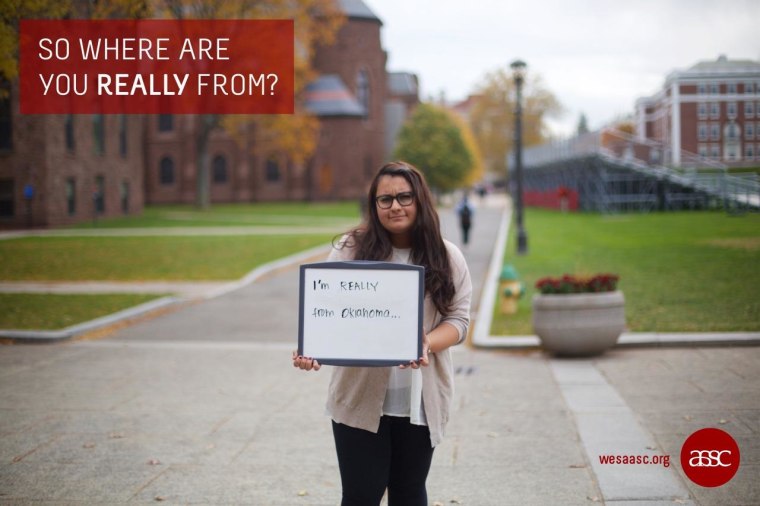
375, 175, 417, 247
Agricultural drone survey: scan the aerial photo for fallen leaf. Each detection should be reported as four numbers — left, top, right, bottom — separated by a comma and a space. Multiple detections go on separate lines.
569, 463, 586, 469
109, 432, 125, 439
297, 490, 308, 497
147, 459, 162, 466
487, 432, 498, 438
683, 415, 693, 421
450, 499, 463, 504
154, 496, 166, 502
82, 443, 96, 449
433, 502, 444, 506
646, 445, 656, 450
587, 496, 600, 502
718, 419, 728, 424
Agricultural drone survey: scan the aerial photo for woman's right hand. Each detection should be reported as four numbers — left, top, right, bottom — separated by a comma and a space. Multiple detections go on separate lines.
292, 350, 321, 371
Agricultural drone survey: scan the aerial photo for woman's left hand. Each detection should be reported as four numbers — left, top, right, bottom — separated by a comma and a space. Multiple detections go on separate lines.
401, 333, 430, 369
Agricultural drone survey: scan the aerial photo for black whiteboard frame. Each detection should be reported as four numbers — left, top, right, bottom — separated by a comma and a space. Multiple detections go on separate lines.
298, 261, 424, 367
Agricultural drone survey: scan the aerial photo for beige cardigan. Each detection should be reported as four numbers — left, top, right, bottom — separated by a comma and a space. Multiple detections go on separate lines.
324, 239, 472, 447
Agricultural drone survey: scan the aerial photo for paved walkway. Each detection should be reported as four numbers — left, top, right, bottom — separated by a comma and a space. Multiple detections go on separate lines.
1, 197, 758, 505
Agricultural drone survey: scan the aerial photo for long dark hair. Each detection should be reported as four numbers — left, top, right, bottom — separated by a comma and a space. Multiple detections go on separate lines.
339, 161, 456, 315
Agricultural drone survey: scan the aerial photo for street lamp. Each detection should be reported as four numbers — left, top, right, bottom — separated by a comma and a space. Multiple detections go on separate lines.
510, 59, 528, 255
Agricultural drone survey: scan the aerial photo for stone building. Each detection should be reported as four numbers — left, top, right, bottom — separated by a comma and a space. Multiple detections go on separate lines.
636, 55, 760, 166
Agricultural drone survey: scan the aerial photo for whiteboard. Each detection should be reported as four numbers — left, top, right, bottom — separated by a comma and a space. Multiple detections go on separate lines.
298, 261, 424, 366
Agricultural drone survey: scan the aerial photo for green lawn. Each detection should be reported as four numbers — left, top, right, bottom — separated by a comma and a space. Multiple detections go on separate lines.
491, 209, 760, 335
69, 202, 362, 228
0, 293, 165, 330
0, 202, 361, 330
0, 235, 333, 281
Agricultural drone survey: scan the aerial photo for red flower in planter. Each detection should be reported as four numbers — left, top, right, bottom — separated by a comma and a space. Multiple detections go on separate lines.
535, 273, 619, 295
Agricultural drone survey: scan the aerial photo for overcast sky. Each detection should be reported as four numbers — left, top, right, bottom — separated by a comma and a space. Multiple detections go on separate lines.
366, 0, 760, 137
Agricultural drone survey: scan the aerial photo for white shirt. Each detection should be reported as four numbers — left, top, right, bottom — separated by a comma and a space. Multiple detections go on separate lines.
381, 247, 427, 425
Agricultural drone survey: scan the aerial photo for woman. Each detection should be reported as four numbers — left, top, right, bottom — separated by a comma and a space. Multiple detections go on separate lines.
293, 161, 472, 506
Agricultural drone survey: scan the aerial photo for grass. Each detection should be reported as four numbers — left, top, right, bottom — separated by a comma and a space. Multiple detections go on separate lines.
0, 235, 333, 281
0, 202, 361, 329
69, 202, 362, 228
0, 293, 165, 330
491, 209, 760, 335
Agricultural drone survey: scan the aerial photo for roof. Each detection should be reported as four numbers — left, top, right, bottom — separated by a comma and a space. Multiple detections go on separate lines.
338, 0, 382, 23
304, 75, 365, 117
387, 72, 418, 96
668, 55, 760, 81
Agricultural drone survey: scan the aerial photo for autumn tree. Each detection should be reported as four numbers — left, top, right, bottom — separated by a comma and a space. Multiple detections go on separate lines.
394, 103, 474, 194
155, 0, 344, 208
469, 67, 562, 178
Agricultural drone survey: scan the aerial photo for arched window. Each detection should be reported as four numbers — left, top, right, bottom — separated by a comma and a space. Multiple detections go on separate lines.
212, 155, 228, 183
266, 158, 280, 182
356, 70, 370, 117
159, 157, 175, 185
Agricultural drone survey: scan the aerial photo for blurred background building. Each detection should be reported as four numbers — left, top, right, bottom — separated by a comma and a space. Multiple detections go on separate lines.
636, 55, 760, 167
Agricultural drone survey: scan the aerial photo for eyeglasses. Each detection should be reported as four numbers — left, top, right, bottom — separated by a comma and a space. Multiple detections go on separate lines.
375, 192, 415, 209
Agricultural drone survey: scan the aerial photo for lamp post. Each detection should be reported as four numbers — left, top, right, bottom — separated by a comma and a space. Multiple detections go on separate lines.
510, 59, 528, 255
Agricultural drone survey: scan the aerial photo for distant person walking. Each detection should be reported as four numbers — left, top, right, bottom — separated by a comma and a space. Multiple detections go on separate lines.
456, 193, 474, 246
293, 161, 472, 506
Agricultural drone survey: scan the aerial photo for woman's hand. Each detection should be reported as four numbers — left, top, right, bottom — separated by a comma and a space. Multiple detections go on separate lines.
292, 350, 321, 371
401, 333, 430, 369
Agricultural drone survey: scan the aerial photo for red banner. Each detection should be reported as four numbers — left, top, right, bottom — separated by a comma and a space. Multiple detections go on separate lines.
19, 19, 294, 114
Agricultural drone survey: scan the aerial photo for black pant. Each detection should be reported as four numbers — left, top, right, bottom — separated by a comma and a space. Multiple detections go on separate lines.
332, 416, 435, 506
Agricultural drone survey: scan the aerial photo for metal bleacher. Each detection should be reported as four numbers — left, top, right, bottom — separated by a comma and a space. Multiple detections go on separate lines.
516, 129, 760, 213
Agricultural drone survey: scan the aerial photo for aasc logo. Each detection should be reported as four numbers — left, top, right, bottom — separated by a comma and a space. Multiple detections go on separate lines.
681, 428, 740, 487
688, 449, 732, 468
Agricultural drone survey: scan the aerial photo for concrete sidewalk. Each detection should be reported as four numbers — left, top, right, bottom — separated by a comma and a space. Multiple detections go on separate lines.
1, 198, 758, 505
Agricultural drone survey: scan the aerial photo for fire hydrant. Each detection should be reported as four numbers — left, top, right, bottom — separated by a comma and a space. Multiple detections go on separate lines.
499, 264, 524, 314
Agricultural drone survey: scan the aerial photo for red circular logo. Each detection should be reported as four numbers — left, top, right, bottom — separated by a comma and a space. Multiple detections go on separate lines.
680, 428, 740, 487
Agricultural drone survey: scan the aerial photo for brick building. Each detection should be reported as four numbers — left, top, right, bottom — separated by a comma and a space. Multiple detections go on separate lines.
0, 80, 144, 227
1, 0, 415, 228
636, 55, 760, 166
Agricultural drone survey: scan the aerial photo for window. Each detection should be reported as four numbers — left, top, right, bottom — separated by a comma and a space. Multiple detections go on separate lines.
92, 114, 105, 155
727, 102, 737, 118
710, 102, 720, 119
697, 123, 707, 141
709, 82, 719, 95
356, 70, 370, 117
66, 178, 76, 216
120, 180, 129, 214
697, 102, 707, 119
746, 102, 756, 119
697, 83, 707, 95
94, 176, 105, 214
158, 114, 173, 132
710, 145, 720, 159
724, 122, 740, 141
159, 157, 175, 185
265, 158, 280, 182
0, 79, 12, 150
746, 123, 755, 140
0, 179, 13, 217
119, 115, 127, 158
728, 83, 737, 94
698, 144, 708, 159
710, 123, 720, 141
65, 114, 75, 152
212, 155, 228, 183
745, 82, 755, 94
746, 144, 755, 160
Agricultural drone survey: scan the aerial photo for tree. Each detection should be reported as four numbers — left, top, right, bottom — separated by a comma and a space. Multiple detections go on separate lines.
156, 0, 344, 208
468, 67, 562, 178
577, 113, 589, 135
394, 103, 474, 193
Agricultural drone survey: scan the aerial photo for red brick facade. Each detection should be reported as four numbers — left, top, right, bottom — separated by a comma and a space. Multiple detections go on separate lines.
636, 56, 760, 167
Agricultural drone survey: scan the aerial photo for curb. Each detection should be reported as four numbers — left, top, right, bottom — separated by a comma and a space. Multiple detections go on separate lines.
469, 203, 760, 350
1, 243, 333, 343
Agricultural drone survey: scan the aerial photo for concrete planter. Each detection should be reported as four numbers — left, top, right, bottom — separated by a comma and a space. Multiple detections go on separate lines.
532, 290, 625, 356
